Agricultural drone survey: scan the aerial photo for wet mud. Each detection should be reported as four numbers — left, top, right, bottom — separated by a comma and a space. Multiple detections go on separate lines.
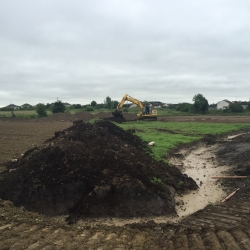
169, 129, 250, 219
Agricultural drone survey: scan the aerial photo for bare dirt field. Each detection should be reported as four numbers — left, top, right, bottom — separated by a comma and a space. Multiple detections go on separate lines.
0, 113, 250, 249
158, 115, 250, 123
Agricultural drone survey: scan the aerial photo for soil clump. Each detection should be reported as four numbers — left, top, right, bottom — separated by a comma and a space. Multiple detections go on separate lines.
0, 120, 197, 219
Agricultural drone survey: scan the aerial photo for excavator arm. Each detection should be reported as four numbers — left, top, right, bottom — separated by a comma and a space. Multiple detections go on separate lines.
117, 94, 143, 111
112, 94, 144, 117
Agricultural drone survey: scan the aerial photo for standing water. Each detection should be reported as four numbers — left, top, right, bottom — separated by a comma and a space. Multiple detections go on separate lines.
172, 143, 229, 218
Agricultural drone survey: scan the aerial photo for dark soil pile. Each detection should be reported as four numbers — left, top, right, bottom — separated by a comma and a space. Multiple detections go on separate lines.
215, 131, 250, 199
0, 120, 197, 218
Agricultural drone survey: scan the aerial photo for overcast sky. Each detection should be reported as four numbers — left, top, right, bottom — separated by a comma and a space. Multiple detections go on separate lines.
1, 0, 250, 107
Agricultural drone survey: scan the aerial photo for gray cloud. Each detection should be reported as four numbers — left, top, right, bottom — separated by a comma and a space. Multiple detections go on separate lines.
1, 0, 250, 107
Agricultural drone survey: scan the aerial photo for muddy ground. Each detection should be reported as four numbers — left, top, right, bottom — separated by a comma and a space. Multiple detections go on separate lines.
0, 113, 250, 249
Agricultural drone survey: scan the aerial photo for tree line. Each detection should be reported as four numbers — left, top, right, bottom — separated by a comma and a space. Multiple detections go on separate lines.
2, 94, 250, 118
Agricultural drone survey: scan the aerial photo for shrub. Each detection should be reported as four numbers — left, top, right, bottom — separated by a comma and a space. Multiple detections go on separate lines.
85, 106, 94, 112
36, 103, 47, 117
50, 101, 66, 114
72, 104, 82, 109
176, 103, 192, 112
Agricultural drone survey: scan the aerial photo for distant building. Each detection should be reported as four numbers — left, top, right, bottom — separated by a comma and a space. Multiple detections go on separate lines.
234, 101, 248, 109
4, 104, 20, 110
217, 100, 232, 110
129, 104, 137, 108
153, 105, 162, 109
162, 103, 169, 107
63, 102, 71, 107
21, 103, 33, 109
209, 104, 217, 110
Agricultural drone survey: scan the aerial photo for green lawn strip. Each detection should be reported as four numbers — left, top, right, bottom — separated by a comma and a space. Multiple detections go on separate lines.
118, 121, 250, 161
136, 131, 200, 160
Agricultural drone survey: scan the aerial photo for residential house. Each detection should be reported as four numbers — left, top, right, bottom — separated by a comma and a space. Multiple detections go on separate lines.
63, 102, 71, 107
129, 104, 137, 108
4, 104, 20, 110
216, 100, 232, 110
162, 103, 169, 107
209, 104, 217, 110
234, 101, 248, 109
21, 103, 33, 109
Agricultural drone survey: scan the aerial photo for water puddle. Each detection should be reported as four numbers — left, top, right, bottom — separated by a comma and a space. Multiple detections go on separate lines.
172, 144, 228, 218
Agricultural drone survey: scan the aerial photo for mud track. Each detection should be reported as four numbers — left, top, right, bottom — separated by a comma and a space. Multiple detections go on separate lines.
0, 114, 250, 249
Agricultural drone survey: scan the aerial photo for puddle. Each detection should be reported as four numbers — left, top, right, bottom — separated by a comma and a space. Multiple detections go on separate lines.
171, 144, 228, 218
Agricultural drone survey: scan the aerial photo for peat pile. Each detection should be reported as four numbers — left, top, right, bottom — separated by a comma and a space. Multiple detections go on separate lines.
216, 131, 250, 199
216, 132, 250, 172
0, 120, 197, 218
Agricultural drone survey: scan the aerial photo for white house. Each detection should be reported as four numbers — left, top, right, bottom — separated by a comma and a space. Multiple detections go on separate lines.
129, 104, 137, 108
63, 102, 71, 107
236, 101, 248, 109
217, 100, 232, 110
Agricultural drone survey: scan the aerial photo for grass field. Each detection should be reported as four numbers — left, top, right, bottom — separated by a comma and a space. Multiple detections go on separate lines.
118, 121, 250, 160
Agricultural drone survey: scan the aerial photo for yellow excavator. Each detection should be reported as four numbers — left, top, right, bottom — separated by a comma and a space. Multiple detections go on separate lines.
112, 94, 157, 120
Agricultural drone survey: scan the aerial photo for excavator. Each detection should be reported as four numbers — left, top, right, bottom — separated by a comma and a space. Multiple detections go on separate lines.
112, 94, 157, 120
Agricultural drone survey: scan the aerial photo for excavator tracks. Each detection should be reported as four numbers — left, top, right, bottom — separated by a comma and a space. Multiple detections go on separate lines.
0, 198, 250, 249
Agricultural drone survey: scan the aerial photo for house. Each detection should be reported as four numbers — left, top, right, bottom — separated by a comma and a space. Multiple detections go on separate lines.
63, 102, 71, 107
21, 103, 33, 109
4, 104, 20, 110
129, 104, 137, 108
234, 101, 248, 109
162, 103, 169, 107
216, 100, 232, 110
209, 104, 217, 110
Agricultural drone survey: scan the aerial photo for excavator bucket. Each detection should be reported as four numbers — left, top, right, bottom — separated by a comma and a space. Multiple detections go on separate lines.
112, 110, 123, 117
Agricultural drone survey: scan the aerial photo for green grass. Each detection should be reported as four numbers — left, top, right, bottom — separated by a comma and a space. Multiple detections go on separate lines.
0, 110, 53, 118
118, 121, 250, 161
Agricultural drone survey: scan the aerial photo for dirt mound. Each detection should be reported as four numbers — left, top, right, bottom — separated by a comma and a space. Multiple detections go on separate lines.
215, 131, 250, 199
0, 120, 197, 219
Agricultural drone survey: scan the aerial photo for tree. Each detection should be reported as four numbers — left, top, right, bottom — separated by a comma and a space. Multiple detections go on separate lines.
192, 94, 209, 114
72, 104, 82, 109
91, 101, 97, 107
46, 103, 52, 109
85, 106, 94, 111
247, 102, 250, 110
36, 103, 47, 117
50, 100, 66, 114
112, 100, 119, 108
229, 102, 243, 113
176, 103, 192, 112
106, 96, 112, 109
